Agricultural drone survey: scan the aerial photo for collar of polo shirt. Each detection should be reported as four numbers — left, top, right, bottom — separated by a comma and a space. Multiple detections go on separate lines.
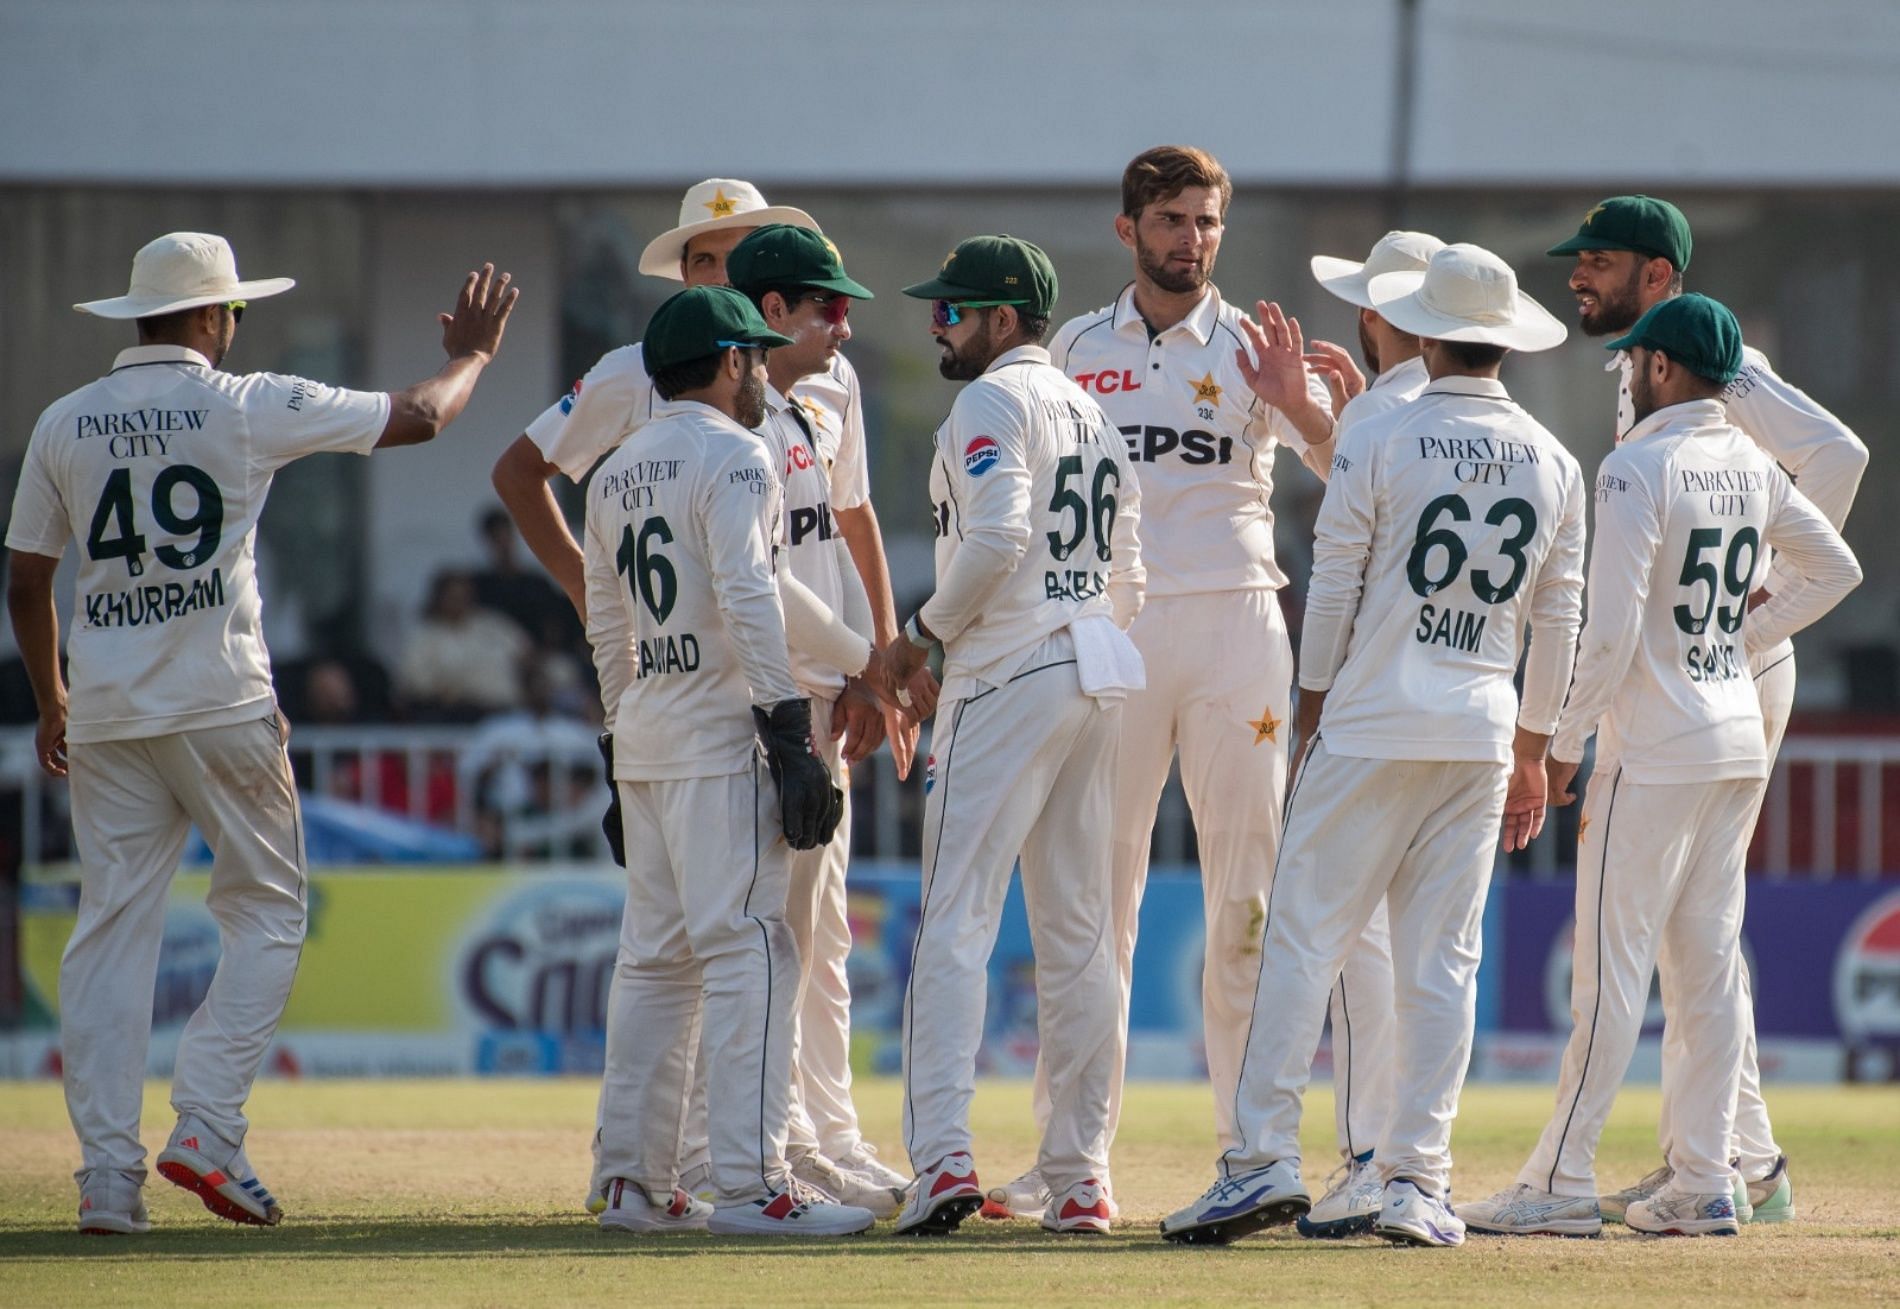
1110, 282, 1221, 345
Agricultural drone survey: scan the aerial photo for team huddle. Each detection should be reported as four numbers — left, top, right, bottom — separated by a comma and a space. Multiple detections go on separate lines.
7, 146, 1867, 1246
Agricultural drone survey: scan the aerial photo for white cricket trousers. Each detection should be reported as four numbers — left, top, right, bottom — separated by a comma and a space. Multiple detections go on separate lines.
597, 762, 797, 1206
1518, 767, 1758, 1198
62, 712, 306, 1184
903, 630, 1120, 1193
1656, 648, 1792, 1182
1032, 590, 1396, 1160
1220, 741, 1505, 1197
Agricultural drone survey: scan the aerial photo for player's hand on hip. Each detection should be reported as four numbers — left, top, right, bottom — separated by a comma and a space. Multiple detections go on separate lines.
35, 707, 67, 779
1502, 753, 1547, 853
1301, 339, 1366, 414
1546, 756, 1581, 807
437, 263, 520, 361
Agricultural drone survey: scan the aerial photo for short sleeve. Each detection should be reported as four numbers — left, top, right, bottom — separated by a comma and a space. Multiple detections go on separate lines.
4, 419, 71, 557
235, 372, 390, 471
533, 344, 656, 484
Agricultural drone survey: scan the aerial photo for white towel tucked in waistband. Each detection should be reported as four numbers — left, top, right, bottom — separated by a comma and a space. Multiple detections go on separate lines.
1069, 614, 1146, 701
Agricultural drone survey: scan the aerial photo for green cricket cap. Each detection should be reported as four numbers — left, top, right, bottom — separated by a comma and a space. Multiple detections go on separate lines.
642, 285, 793, 375
1547, 195, 1693, 271
726, 224, 874, 300
902, 235, 1058, 317
1604, 293, 1743, 385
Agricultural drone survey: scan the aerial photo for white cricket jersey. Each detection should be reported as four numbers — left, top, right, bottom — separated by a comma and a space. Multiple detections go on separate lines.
1049, 284, 1333, 596
761, 383, 850, 698
1301, 376, 1587, 765
1333, 354, 1428, 445
1553, 399, 1860, 782
530, 343, 870, 509
5, 345, 388, 743
921, 345, 1144, 701
1613, 344, 1868, 601
582, 400, 801, 781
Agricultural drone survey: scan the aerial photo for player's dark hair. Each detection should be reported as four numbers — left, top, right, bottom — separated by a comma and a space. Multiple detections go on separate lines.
1016, 312, 1051, 345
135, 306, 200, 344
652, 352, 726, 400
1666, 268, 1685, 294
1122, 145, 1232, 220
1438, 340, 1510, 369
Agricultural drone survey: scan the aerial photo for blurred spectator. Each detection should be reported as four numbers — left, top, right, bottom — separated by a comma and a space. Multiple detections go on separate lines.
471, 505, 585, 654
397, 570, 529, 721
459, 663, 603, 859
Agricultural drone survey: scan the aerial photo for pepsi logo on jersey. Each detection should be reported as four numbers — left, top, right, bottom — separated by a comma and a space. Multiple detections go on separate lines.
964, 436, 1001, 477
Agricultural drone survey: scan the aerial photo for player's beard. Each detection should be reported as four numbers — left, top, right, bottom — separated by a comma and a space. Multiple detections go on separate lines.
1357, 315, 1380, 374
1627, 355, 1658, 424
1579, 265, 1646, 337
735, 368, 768, 429
1135, 231, 1213, 295
936, 321, 995, 381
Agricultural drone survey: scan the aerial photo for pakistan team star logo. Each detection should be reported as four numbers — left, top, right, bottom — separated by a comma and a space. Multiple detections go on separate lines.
1577, 814, 1590, 843
1248, 706, 1280, 745
1190, 372, 1223, 407
705, 188, 739, 218
1583, 202, 1607, 226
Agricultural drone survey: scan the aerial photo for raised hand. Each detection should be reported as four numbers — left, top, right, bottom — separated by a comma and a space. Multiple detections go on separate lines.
1236, 300, 1317, 415
439, 263, 519, 361
1302, 339, 1367, 416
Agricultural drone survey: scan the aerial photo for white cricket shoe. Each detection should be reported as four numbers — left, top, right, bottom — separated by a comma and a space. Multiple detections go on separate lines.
1599, 1161, 1671, 1224
155, 1115, 281, 1226
835, 1141, 912, 1194
1458, 1183, 1601, 1237
1297, 1152, 1383, 1238
678, 1160, 715, 1205
597, 1178, 713, 1233
1160, 1159, 1310, 1246
77, 1169, 151, 1236
1041, 1178, 1113, 1235
895, 1152, 983, 1236
980, 1166, 1049, 1220
1625, 1184, 1740, 1237
792, 1150, 903, 1219
708, 1187, 875, 1236
1373, 1178, 1466, 1247
1744, 1154, 1794, 1224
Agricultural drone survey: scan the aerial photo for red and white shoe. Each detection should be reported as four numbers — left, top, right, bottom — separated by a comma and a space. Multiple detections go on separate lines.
597, 1178, 713, 1233
708, 1187, 876, 1236
1043, 1178, 1113, 1234
155, 1116, 281, 1227
895, 1152, 983, 1236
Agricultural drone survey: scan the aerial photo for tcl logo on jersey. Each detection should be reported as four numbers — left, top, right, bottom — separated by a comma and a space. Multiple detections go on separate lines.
1072, 369, 1143, 395
786, 442, 816, 474
790, 502, 835, 546
964, 436, 1001, 477
1120, 424, 1234, 465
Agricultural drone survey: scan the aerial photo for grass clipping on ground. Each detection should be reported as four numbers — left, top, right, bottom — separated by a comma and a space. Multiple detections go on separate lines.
1, 1079, 1895, 1306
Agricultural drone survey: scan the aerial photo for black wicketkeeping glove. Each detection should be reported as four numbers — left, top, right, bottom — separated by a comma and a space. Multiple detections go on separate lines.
597, 732, 626, 867
753, 700, 844, 851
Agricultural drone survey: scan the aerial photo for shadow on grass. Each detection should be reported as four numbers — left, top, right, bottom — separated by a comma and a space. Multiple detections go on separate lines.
0, 1215, 1361, 1262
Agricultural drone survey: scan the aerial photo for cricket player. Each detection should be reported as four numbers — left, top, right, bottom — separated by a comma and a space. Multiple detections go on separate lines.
999, 146, 1334, 1222
493, 179, 912, 1210
1462, 294, 1860, 1238
582, 284, 873, 1237
1551, 196, 1869, 1224
5, 232, 517, 1234
1162, 244, 1585, 1249
723, 224, 907, 1217
876, 235, 1144, 1236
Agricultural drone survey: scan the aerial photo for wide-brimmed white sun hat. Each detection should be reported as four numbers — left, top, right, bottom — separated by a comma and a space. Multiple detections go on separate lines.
1310, 230, 1445, 311
1366, 243, 1567, 352
74, 232, 295, 319
637, 179, 819, 280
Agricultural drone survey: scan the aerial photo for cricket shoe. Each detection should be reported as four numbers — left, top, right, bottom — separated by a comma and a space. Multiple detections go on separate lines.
895, 1152, 983, 1235
835, 1141, 912, 1194
792, 1150, 903, 1220
708, 1187, 875, 1236
1744, 1155, 1794, 1224
1599, 1162, 1672, 1224
1625, 1185, 1740, 1237
1458, 1183, 1600, 1238
980, 1166, 1049, 1220
1297, 1151, 1383, 1238
155, 1115, 282, 1226
597, 1178, 712, 1233
678, 1160, 716, 1206
77, 1169, 151, 1236
1373, 1178, 1465, 1248
1042, 1179, 1113, 1235
1159, 1159, 1310, 1246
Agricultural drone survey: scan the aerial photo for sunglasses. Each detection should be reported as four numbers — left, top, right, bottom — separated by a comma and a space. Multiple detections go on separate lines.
714, 339, 766, 356
227, 300, 246, 323
931, 298, 1026, 330
798, 292, 851, 326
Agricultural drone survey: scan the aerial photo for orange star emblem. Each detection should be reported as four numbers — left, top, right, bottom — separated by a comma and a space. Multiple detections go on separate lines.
795, 395, 828, 428
705, 188, 739, 218
1578, 814, 1591, 843
1248, 706, 1280, 745
1583, 202, 1606, 226
1191, 372, 1223, 407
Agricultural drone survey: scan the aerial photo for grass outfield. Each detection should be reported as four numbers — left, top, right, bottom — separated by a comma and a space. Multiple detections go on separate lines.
1, 1078, 1895, 1306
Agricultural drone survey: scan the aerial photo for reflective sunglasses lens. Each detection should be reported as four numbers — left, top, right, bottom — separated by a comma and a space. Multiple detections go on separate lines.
932, 299, 961, 329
